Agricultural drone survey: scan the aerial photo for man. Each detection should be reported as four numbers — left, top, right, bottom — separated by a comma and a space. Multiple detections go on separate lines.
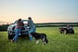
27, 17, 36, 41
11, 18, 24, 42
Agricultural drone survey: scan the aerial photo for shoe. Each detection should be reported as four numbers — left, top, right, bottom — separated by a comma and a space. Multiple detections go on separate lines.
10, 40, 14, 42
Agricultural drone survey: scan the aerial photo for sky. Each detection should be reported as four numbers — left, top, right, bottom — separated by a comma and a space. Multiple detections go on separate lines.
0, 0, 78, 24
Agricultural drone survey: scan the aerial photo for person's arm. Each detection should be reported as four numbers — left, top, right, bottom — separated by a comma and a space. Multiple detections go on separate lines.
27, 20, 30, 26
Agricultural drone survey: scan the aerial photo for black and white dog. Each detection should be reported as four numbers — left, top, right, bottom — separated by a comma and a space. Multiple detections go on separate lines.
31, 32, 48, 45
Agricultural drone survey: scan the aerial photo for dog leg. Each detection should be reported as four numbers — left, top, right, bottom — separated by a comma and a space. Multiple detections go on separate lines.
36, 40, 39, 44
42, 37, 48, 45
42, 37, 46, 45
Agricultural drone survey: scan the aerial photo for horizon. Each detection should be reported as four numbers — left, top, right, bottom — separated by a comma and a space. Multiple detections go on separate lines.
0, 20, 78, 25
0, 0, 78, 24
0, 21, 78, 25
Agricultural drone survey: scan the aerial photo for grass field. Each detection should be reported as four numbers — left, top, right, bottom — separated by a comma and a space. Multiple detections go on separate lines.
0, 27, 78, 52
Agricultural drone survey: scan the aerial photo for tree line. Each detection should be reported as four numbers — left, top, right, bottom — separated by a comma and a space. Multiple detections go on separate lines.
0, 24, 9, 31
0, 22, 78, 31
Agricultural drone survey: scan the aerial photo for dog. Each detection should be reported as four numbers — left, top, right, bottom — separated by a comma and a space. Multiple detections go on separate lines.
31, 32, 48, 45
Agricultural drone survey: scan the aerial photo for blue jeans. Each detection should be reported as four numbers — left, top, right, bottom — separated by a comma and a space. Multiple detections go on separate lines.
28, 26, 36, 41
13, 28, 21, 42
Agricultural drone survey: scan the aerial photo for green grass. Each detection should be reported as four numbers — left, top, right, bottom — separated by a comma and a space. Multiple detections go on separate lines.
0, 27, 78, 52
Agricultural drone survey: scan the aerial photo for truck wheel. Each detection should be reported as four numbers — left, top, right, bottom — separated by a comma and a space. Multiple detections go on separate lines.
8, 33, 14, 40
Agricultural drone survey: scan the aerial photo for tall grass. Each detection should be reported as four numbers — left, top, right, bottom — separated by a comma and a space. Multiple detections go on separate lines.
0, 27, 78, 52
